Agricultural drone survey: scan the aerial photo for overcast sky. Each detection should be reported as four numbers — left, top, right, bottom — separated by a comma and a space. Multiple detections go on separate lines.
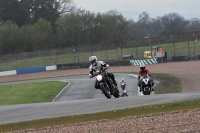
73, 0, 199, 21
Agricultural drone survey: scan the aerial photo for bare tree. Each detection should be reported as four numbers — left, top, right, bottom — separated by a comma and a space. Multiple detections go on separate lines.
160, 13, 189, 35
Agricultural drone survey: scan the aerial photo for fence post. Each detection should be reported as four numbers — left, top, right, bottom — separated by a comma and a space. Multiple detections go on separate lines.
120, 48, 122, 60
117, 48, 119, 60
135, 46, 138, 60
106, 50, 108, 61
187, 41, 190, 56
173, 43, 176, 56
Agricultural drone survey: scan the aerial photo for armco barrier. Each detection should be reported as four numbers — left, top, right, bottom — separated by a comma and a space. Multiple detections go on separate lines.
130, 58, 158, 66
46, 65, 57, 71
0, 70, 16, 76
0, 65, 57, 76
16, 67, 46, 74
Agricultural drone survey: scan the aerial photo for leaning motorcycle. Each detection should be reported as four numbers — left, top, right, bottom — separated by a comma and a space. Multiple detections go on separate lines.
139, 74, 153, 95
91, 70, 120, 99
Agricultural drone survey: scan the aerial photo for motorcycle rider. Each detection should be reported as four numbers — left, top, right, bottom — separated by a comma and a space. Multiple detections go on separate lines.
89, 55, 118, 89
137, 64, 154, 92
120, 78, 128, 97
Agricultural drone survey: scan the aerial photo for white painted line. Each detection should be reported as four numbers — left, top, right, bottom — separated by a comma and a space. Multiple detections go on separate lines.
143, 60, 148, 65
128, 74, 137, 78
135, 60, 140, 65
150, 58, 156, 64
129, 74, 140, 96
138, 60, 143, 65
52, 81, 70, 102
146, 59, 152, 64
154, 58, 158, 63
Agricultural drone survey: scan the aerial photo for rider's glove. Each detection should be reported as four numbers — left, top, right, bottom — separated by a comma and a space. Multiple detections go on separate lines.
89, 74, 93, 78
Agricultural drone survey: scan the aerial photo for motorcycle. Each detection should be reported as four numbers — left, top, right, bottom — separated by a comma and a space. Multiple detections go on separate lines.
120, 81, 128, 97
139, 74, 153, 95
91, 69, 120, 99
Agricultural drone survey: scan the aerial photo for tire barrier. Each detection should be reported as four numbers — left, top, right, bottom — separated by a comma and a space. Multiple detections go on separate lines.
130, 58, 158, 66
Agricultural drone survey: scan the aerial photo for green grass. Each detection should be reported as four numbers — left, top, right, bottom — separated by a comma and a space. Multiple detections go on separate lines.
1, 98, 200, 132
152, 73, 182, 94
0, 81, 68, 105
0, 41, 200, 71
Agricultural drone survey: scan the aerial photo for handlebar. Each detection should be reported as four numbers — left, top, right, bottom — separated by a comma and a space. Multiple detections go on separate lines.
90, 69, 106, 78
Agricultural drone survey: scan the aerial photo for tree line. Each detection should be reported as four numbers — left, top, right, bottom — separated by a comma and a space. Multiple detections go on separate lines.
0, 0, 200, 55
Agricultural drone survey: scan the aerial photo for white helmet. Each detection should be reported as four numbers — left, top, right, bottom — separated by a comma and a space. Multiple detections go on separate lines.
89, 56, 97, 65
122, 78, 124, 81
140, 64, 145, 71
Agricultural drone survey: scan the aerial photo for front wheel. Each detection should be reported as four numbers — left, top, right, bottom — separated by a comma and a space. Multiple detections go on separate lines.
112, 85, 120, 98
142, 86, 151, 95
100, 84, 111, 99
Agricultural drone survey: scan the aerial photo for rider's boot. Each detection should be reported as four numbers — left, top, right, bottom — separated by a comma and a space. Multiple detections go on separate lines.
151, 82, 154, 91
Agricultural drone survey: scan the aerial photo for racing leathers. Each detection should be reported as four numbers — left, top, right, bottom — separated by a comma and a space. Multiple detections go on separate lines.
120, 79, 128, 97
137, 69, 154, 91
89, 61, 117, 89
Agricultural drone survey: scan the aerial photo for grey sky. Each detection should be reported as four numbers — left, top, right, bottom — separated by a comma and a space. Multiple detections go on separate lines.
73, 0, 199, 21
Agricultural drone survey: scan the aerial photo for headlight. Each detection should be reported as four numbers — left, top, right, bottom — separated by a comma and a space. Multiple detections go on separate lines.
96, 75, 103, 81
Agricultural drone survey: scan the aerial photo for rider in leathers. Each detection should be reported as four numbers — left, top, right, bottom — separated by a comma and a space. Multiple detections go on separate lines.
137, 64, 154, 92
89, 56, 117, 89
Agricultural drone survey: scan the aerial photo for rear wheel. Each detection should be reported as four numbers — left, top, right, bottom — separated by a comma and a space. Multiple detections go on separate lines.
100, 84, 111, 99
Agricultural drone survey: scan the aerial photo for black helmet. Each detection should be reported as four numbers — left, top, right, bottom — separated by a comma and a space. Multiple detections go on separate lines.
140, 64, 145, 71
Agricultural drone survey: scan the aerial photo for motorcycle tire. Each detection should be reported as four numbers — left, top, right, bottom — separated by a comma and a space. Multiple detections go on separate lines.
100, 84, 111, 99
113, 87, 120, 98
142, 88, 147, 95
142, 88, 151, 95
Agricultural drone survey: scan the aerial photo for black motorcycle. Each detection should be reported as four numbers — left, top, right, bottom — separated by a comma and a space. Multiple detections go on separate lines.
91, 70, 120, 99
139, 74, 153, 95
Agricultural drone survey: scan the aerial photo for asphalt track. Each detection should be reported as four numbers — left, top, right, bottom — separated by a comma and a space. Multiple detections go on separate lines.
0, 73, 200, 125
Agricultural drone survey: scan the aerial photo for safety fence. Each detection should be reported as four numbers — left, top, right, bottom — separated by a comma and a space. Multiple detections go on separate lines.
0, 39, 200, 72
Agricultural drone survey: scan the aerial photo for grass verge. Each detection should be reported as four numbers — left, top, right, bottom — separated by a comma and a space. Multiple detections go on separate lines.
1, 99, 200, 132
152, 73, 182, 94
0, 81, 68, 105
